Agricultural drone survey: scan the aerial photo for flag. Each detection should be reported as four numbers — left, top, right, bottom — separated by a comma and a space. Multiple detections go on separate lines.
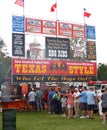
51, 3, 57, 12
84, 8, 91, 17
15, 0, 24, 7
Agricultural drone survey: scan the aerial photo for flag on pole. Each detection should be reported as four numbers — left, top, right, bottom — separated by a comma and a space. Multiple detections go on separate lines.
15, 0, 24, 7
51, 3, 57, 12
84, 8, 91, 17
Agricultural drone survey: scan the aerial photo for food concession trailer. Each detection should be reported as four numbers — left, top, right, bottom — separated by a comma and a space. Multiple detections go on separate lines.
1, 82, 28, 111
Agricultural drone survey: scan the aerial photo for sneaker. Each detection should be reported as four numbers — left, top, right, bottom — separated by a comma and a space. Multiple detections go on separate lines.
102, 121, 105, 125
63, 114, 66, 117
85, 115, 89, 118
73, 115, 77, 118
61, 114, 64, 117
80, 116, 86, 119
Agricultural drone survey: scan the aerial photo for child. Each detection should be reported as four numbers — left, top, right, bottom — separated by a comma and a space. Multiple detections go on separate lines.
61, 93, 67, 117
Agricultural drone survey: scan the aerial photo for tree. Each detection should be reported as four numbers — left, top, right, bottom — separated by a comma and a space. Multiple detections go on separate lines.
0, 37, 11, 85
97, 63, 107, 80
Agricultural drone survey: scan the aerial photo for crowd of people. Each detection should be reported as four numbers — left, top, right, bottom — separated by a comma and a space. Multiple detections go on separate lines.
27, 85, 107, 125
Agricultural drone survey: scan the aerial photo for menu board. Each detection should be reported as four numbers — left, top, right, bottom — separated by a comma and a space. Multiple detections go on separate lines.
45, 37, 70, 59
12, 33, 25, 57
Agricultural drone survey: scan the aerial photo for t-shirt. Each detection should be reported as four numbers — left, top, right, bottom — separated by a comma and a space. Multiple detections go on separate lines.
86, 91, 96, 105
48, 91, 55, 100
28, 91, 36, 101
97, 92, 102, 101
101, 92, 107, 108
36, 90, 43, 99
61, 97, 67, 107
73, 91, 80, 102
53, 93, 61, 101
80, 90, 87, 103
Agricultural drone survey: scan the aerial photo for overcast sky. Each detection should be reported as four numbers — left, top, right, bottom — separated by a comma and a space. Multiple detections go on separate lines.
0, 0, 107, 63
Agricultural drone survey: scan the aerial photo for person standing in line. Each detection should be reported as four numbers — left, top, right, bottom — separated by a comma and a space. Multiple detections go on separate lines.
42, 89, 49, 111
28, 88, 36, 111
48, 87, 55, 114
86, 86, 97, 119
53, 90, 62, 114
101, 86, 107, 125
73, 88, 80, 118
61, 92, 67, 117
79, 86, 88, 119
66, 88, 74, 118
35, 88, 43, 111
97, 89, 104, 120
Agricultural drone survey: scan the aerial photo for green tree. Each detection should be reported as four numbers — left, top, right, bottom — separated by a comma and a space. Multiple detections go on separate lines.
0, 37, 11, 85
97, 63, 107, 80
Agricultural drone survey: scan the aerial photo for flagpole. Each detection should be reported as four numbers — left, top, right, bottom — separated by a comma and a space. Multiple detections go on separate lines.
83, 8, 87, 63
83, 8, 91, 25
23, 0, 25, 33
56, 1, 58, 37
50, 1, 58, 37
22, 0, 25, 58
83, 8, 86, 26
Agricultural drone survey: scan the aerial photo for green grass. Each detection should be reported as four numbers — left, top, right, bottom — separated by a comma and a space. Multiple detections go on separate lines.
0, 111, 107, 130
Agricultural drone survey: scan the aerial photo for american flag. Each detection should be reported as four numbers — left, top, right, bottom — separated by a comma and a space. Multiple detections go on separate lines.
15, 0, 24, 7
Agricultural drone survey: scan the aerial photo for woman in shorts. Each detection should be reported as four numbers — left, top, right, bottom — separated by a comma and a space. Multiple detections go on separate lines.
66, 89, 74, 118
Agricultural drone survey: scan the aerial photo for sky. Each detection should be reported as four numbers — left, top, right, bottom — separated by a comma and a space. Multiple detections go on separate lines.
0, 0, 107, 64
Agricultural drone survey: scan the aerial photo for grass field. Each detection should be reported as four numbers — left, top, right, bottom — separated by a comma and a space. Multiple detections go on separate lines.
0, 111, 107, 130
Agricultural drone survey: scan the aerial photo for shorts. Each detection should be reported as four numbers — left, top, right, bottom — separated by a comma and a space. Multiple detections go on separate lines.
80, 103, 87, 110
102, 107, 107, 113
67, 105, 73, 109
87, 104, 95, 111
62, 107, 67, 113
29, 101, 35, 106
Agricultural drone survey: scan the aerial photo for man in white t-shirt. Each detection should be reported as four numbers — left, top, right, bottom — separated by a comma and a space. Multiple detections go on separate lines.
28, 88, 36, 111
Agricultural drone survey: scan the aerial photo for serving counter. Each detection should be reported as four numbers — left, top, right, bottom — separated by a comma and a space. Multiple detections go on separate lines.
2, 100, 28, 111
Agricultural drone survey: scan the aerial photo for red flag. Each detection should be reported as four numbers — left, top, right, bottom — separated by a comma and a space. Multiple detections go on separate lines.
15, 0, 24, 7
84, 8, 91, 17
51, 3, 57, 12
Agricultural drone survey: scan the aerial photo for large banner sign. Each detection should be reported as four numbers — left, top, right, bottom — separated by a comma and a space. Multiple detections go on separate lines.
12, 15, 24, 33
25, 18, 42, 33
58, 22, 72, 37
13, 15, 96, 40
12, 33, 25, 57
12, 58, 97, 82
25, 18, 57, 35
86, 25, 96, 40
45, 37, 70, 59
70, 38, 86, 61
25, 17, 86, 38
72, 24, 85, 38
86, 41, 96, 60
